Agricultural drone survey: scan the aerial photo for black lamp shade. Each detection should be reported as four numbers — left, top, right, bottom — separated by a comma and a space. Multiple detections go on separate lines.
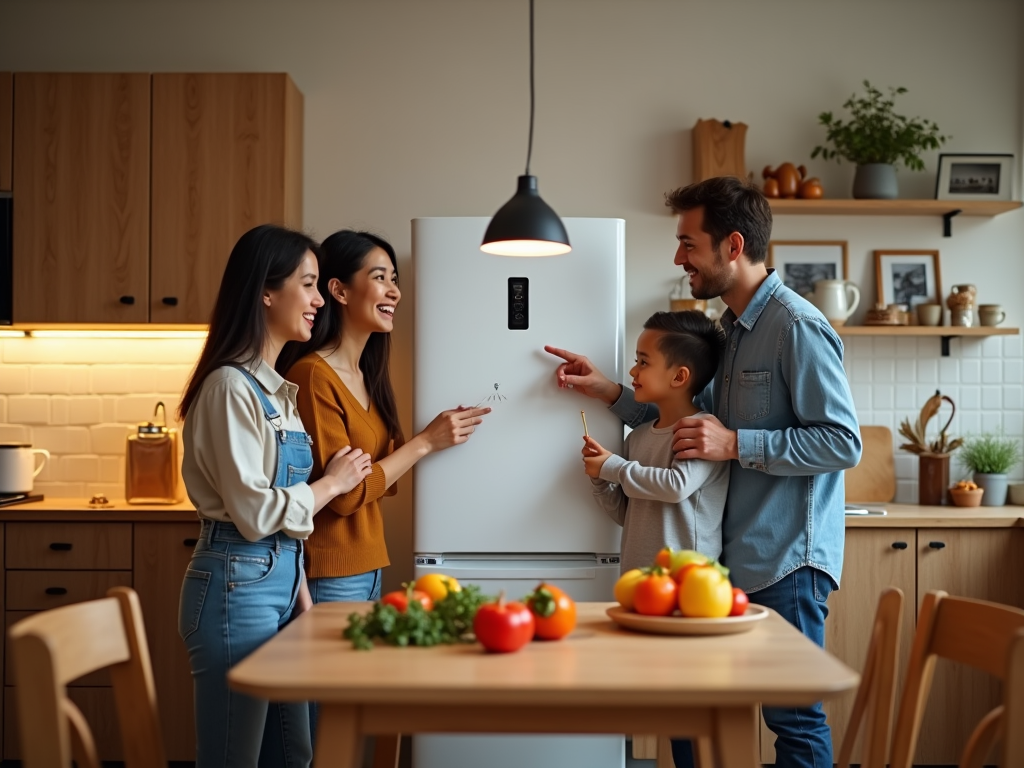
480, 175, 572, 257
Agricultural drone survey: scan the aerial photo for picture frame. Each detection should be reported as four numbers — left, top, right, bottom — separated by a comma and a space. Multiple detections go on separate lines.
767, 241, 848, 298
874, 250, 942, 309
935, 153, 1013, 201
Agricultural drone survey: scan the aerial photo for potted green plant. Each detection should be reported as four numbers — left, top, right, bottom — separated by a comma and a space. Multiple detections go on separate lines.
811, 80, 948, 199
957, 431, 1022, 506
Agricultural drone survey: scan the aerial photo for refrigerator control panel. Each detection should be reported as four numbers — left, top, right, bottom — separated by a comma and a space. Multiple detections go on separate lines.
507, 277, 528, 330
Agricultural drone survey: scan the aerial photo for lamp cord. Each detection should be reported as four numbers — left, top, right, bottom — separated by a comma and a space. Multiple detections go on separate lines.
525, 0, 534, 176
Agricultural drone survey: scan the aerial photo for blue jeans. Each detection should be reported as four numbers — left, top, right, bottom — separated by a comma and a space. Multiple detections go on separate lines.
308, 569, 383, 603
179, 521, 312, 768
671, 566, 834, 768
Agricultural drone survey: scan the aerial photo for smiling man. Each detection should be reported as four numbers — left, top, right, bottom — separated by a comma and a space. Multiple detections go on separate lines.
547, 176, 861, 768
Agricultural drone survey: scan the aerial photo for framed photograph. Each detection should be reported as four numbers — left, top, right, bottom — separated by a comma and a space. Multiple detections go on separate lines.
767, 241, 848, 297
874, 250, 942, 309
935, 153, 1013, 201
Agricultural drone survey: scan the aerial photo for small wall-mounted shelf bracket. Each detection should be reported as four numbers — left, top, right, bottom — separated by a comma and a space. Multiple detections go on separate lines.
940, 335, 952, 356
942, 208, 962, 237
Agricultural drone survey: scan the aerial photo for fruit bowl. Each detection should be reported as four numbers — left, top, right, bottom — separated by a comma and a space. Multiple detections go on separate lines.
949, 487, 984, 507
606, 604, 769, 636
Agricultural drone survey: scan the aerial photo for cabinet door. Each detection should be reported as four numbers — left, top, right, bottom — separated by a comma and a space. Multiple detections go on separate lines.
0, 73, 11, 191
914, 528, 1024, 764
758, 529, 916, 765
150, 73, 303, 323
13, 73, 150, 322
133, 522, 200, 762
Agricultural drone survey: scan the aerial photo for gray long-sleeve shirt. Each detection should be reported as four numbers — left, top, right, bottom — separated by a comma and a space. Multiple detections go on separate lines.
590, 415, 729, 573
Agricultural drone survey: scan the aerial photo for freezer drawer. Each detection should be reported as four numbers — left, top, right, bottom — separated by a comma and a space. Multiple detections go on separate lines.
413, 557, 619, 602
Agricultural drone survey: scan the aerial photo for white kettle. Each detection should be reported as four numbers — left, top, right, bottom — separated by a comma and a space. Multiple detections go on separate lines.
0, 443, 50, 494
804, 279, 861, 327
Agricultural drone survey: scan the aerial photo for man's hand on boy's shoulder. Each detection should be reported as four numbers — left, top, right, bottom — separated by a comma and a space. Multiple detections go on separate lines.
581, 436, 613, 478
672, 415, 738, 462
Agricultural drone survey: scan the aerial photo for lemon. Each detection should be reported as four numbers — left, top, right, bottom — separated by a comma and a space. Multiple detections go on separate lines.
415, 573, 461, 602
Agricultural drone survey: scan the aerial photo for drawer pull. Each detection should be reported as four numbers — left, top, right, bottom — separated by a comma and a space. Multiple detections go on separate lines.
183, 538, 198, 547
45, 587, 68, 596
929, 541, 946, 550
891, 541, 908, 550
162, 296, 179, 306
49, 542, 73, 551
119, 295, 135, 305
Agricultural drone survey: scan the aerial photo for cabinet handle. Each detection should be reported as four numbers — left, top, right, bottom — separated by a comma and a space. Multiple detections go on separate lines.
162, 296, 179, 306
49, 542, 73, 551
183, 538, 198, 547
119, 295, 135, 305
929, 541, 946, 549
891, 541, 908, 550
45, 587, 68, 596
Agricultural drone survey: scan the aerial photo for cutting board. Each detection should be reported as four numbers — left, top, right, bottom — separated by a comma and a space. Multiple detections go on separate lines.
845, 426, 896, 503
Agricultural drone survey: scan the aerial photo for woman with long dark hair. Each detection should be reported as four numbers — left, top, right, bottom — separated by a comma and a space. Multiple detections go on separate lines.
178, 224, 373, 768
276, 229, 489, 605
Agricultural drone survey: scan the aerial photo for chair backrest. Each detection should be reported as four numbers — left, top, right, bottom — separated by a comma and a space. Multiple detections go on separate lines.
8, 586, 167, 768
889, 590, 1024, 768
845, 425, 895, 503
1003, 628, 1024, 767
836, 587, 903, 768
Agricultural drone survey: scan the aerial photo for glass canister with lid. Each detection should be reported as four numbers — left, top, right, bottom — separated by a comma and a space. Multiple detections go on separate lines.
125, 401, 183, 504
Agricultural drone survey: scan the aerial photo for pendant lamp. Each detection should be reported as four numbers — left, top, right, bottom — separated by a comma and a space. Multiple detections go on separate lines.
480, 0, 571, 257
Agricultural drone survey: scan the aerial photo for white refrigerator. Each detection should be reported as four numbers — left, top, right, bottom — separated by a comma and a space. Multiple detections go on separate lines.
412, 217, 626, 768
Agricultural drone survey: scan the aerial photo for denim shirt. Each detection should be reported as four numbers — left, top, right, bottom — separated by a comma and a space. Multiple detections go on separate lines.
610, 270, 861, 592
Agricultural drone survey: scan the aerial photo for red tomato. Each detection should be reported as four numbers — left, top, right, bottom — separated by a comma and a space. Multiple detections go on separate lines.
474, 593, 535, 653
633, 569, 678, 616
730, 587, 750, 617
525, 583, 577, 640
380, 589, 433, 613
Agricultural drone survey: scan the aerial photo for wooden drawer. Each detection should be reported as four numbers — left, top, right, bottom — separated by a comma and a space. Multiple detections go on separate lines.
6, 522, 132, 570
6, 570, 131, 611
5, 612, 109, 687
4, 685, 122, 760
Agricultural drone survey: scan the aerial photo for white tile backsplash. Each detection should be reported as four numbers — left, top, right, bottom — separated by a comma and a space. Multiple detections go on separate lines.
852, 332, 1024, 503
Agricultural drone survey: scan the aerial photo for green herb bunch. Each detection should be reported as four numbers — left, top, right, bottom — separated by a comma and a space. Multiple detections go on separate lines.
343, 584, 492, 650
811, 81, 947, 171
958, 432, 1022, 475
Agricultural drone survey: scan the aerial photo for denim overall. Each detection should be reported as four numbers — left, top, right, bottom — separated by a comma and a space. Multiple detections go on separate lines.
179, 366, 315, 768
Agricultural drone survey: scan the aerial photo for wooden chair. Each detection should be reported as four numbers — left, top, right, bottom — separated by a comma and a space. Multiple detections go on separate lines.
8, 586, 166, 768
1003, 628, 1024, 766
889, 590, 1024, 768
836, 587, 903, 768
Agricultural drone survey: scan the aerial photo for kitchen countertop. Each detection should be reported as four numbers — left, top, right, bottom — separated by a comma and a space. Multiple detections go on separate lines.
0, 499, 1021, 526
0, 498, 198, 522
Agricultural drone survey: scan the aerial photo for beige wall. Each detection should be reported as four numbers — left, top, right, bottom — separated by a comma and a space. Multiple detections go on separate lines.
2, 0, 1022, 590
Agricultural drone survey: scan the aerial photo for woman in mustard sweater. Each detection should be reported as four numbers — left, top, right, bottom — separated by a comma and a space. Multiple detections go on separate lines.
276, 230, 490, 604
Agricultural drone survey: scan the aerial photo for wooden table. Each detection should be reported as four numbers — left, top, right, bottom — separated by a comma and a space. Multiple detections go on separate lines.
228, 602, 858, 768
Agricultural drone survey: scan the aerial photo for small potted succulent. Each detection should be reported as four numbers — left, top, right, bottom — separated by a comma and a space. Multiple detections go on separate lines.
898, 390, 962, 505
957, 431, 1023, 506
811, 80, 948, 199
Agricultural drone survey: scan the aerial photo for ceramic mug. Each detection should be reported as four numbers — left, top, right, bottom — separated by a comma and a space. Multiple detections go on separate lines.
0, 443, 50, 494
977, 304, 1005, 327
916, 303, 942, 326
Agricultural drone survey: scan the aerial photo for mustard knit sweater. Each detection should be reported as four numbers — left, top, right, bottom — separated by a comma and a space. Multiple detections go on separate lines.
285, 353, 399, 578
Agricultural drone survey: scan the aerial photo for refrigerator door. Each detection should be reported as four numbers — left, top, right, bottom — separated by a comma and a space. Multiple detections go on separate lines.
412, 217, 625, 555
412, 558, 624, 768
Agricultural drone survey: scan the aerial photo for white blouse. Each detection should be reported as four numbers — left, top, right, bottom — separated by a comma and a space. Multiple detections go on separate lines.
181, 362, 315, 541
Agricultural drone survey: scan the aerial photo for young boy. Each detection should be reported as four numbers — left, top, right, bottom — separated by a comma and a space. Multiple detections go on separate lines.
584, 310, 729, 573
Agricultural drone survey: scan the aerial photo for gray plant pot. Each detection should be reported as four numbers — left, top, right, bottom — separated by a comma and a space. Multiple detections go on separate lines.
853, 163, 898, 199
973, 472, 1009, 506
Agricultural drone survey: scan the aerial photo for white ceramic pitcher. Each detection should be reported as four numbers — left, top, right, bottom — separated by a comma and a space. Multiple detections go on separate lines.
804, 279, 861, 326
0, 443, 50, 494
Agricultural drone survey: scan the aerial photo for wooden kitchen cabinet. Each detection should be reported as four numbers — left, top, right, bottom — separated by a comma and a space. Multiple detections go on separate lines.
150, 73, 304, 323
134, 521, 200, 761
912, 527, 1024, 764
0, 73, 11, 191
12, 73, 151, 323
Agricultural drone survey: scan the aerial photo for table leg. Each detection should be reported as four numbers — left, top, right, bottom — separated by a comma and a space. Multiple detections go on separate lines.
314, 704, 364, 768
371, 734, 401, 768
712, 706, 758, 768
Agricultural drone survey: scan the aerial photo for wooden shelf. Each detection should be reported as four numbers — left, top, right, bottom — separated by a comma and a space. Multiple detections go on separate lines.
836, 326, 1018, 337
768, 198, 1022, 235
767, 199, 1022, 216
836, 325, 1018, 356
